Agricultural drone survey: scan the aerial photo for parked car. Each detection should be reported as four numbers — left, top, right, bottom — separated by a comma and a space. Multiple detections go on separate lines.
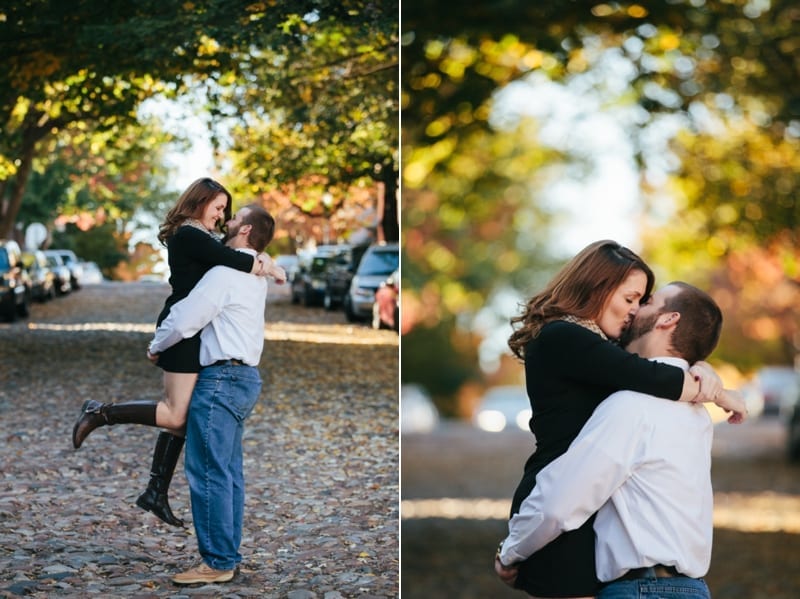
323, 244, 369, 311
344, 242, 400, 322
22, 250, 56, 302
79, 261, 104, 284
785, 390, 800, 463
401, 385, 440, 434
0, 239, 32, 321
472, 386, 532, 433
291, 247, 348, 306
44, 252, 72, 295
753, 366, 800, 416
44, 249, 83, 290
372, 270, 398, 331
761, 367, 800, 462
274, 254, 300, 284
736, 379, 765, 420
138, 274, 166, 283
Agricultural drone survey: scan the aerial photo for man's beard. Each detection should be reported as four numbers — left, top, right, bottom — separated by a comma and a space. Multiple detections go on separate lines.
222, 224, 239, 244
619, 311, 659, 348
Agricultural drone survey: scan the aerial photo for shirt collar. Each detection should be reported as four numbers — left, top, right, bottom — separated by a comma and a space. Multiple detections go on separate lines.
651, 356, 690, 371
234, 247, 257, 256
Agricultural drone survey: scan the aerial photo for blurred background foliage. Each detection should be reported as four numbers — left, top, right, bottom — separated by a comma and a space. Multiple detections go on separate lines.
401, 0, 799, 417
0, 0, 397, 276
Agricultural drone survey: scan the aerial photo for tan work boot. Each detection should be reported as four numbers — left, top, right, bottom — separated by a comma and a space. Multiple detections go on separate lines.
172, 563, 234, 585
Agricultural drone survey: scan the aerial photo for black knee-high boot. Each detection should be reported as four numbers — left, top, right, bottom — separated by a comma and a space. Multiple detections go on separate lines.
135, 431, 185, 527
72, 399, 158, 449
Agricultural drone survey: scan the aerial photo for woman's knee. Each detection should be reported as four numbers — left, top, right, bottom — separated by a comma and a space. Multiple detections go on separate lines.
157, 405, 187, 430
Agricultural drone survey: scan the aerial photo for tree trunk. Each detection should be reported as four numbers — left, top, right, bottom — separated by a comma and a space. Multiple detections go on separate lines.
0, 121, 46, 239
379, 164, 399, 243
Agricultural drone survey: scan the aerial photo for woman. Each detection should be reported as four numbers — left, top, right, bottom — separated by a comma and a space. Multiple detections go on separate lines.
72, 177, 284, 527
497, 240, 722, 598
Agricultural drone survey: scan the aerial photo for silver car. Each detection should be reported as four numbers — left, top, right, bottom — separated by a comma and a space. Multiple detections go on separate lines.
344, 242, 399, 322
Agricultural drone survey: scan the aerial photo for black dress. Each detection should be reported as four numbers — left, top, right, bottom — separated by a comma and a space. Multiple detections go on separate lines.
510, 320, 685, 597
155, 224, 255, 373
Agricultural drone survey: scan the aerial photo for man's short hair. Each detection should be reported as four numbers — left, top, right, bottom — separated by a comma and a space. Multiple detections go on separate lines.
241, 204, 275, 252
664, 282, 723, 363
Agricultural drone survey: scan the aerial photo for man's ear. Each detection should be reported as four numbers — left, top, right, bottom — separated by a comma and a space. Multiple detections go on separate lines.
239, 224, 252, 237
656, 311, 681, 329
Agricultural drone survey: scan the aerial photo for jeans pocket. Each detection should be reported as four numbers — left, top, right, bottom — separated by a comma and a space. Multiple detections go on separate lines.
226, 371, 262, 421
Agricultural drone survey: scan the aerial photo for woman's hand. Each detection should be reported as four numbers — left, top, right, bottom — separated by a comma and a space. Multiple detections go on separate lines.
253, 253, 273, 277
146, 348, 159, 364
254, 253, 287, 283
714, 389, 748, 424
269, 264, 287, 284
688, 361, 723, 403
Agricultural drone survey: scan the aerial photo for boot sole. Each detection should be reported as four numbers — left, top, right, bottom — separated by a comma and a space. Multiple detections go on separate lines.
172, 570, 234, 585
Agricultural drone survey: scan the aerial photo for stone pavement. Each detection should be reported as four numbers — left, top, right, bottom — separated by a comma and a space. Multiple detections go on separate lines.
0, 282, 399, 598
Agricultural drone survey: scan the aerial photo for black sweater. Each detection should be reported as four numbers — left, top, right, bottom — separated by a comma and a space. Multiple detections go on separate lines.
510, 320, 685, 597
157, 225, 254, 323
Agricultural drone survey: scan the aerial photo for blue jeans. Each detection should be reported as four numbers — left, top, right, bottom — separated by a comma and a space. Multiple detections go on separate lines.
598, 576, 710, 599
185, 364, 262, 571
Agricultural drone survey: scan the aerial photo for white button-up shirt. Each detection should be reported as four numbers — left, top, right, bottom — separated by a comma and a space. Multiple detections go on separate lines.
149, 248, 268, 366
500, 357, 714, 581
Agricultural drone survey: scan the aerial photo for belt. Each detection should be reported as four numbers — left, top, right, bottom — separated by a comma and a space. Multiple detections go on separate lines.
211, 359, 246, 367
615, 565, 682, 582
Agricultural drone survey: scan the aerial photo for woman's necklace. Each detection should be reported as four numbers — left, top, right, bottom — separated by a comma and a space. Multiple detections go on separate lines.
181, 218, 221, 240
560, 315, 608, 340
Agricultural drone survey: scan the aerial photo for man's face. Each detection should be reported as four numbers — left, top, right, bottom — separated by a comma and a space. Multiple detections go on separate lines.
619, 285, 679, 348
222, 208, 250, 243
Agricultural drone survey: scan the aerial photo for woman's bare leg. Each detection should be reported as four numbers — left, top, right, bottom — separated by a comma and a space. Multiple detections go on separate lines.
156, 371, 198, 434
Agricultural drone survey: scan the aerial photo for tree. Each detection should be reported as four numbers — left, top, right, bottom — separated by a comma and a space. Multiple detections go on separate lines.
217, 0, 399, 241
1, 1, 398, 241
401, 0, 800, 403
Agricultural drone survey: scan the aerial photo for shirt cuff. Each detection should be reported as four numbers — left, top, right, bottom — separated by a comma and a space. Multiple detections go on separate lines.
499, 541, 524, 567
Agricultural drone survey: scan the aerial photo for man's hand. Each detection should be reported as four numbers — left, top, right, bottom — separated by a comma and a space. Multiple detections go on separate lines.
714, 389, 748, 424
494, 556, 518, 587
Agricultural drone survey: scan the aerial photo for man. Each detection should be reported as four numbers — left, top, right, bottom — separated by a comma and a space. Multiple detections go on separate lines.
147, 203, 283, 585
496, 282, 746, 598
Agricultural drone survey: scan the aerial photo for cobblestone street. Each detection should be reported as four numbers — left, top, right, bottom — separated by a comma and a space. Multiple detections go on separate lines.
0, 282, 399, 598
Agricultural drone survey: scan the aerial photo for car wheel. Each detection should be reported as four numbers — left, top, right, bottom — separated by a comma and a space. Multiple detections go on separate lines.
1, 296, 18, 322
344, 296, 358, 322
17, 293, 30, 318
323, 291, 334, 311
788, 408, 800, 463
303, 286, 315, 307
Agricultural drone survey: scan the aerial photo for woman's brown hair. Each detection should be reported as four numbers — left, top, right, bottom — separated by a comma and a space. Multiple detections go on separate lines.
157, 178, 233, 245
508, 240, 655, 360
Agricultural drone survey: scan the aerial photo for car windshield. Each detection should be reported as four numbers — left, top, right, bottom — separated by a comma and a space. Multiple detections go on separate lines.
358, 250, 399, 276
309, 256, 331, 273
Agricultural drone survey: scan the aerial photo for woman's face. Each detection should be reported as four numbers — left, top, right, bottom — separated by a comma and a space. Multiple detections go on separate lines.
597, 269, 648, 340
199, 193, 228, 230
